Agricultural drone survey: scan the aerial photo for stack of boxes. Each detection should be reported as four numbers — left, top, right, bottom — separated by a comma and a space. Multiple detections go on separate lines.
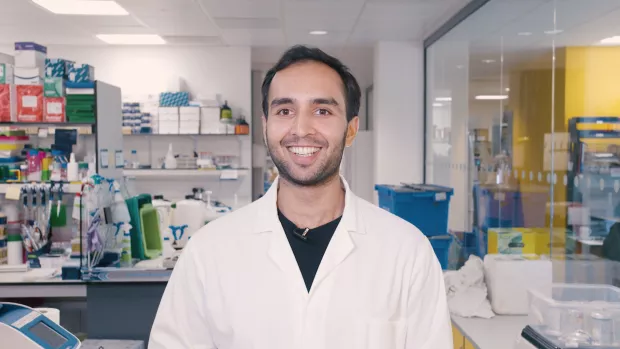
44, 58, 73, 122
14, 42, 46, 122
179, 107, 199, 134
158, 107, 179, 134
65, 81, 96, 123
122, 102, 142, 134
0, 62, 16, 122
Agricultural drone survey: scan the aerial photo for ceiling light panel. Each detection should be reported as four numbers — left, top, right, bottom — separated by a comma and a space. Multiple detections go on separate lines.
199, 0, 280, 19
475, 95, 508, 100
33, 0, 129, 15
97, 34, 166, 44
115, 0, 196, 16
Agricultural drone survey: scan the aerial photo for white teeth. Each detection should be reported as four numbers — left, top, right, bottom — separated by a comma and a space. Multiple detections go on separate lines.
289, 147, 320, 157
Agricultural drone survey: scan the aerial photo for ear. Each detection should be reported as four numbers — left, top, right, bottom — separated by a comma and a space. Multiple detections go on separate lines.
345, 116, 359, 147
262, 115, 268, 146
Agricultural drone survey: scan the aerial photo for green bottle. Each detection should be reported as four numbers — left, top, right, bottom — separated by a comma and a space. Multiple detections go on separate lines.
220, 100, 232, 124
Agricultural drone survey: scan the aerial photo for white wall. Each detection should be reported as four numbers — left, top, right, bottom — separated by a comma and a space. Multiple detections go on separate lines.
373, 41, 424, 193
0, 44, 254, 203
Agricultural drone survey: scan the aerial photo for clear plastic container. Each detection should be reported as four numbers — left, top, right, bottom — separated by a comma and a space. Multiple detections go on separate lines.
528, 284, 620, 347
27, 149, 41, 181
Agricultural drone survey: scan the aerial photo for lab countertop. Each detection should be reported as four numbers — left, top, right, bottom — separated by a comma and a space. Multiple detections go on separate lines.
452, 315, 529, 349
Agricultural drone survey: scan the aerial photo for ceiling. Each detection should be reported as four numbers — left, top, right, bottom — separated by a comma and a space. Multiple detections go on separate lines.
0, 0, 470, 47
431, 0, 620, 80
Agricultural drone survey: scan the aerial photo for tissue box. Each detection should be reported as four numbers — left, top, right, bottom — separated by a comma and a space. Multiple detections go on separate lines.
16, 85, 43, 122
200, 106, 221, 134
15, 67, 44, 85
179, 120, 200, 134
45, 58, 73, 78
488, 228, 552, 255
484, 254, 552, 315
14, 42, 47, 68
180, 106, 200, 121
44, 97, 65, 123
67, 63, 95, 83
44, 78, 65, 97
0, 64, 13, 84
158, 107, 179, 121
0, 84, 16, 122
160, 92, 189, 107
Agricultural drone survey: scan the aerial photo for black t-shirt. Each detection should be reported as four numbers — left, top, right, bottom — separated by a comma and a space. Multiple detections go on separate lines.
278, 210, 342, 292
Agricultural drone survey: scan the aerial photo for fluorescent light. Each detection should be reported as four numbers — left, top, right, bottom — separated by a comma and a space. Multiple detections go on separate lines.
482, 59, 495, 64
432, 103, 443, 107
97, 34, 166, 45
518, 32, 532, 36
435, 97, 452, 102
544, 29, 563, 35
599, 36, 620, 45
475, 95, 508, 100
505, 87, 510, 92
309, 30, 328, 35
33, 0, 129, 15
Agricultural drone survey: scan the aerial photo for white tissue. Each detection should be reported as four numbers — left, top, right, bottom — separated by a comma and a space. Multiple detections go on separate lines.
444, 255, 495, 319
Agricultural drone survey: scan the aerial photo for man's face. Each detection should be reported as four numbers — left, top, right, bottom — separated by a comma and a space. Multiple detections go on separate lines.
263, 61, 358, 187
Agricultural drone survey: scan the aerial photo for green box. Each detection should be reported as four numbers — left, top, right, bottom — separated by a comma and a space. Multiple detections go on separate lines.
0, 63, 13, 84
44, 77, 65, 97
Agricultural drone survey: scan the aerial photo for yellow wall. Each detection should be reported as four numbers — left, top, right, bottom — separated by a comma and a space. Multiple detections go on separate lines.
565, 47, 620, 123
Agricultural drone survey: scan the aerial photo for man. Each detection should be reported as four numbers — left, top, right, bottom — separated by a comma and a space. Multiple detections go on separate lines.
149, 45, 452, 349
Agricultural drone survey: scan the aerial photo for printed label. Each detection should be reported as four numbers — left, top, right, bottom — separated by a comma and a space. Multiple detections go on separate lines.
47, 102, 62, 114
435, 192, 447, 201
494, 192, 506, 201
22, 96, 37, 108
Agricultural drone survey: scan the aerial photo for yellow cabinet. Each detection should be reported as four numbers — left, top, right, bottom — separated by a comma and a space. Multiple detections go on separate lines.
464, 338, 475, 349
452, 325, 464, 349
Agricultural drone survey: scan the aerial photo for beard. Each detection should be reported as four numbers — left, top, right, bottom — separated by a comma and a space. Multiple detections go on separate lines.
267, 130, 346, 187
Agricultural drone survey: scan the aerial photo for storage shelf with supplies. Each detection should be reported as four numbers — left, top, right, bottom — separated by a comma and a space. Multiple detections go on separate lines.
0, 182, 82, 194
123, 133, 247, 137
123, 169, 248, 179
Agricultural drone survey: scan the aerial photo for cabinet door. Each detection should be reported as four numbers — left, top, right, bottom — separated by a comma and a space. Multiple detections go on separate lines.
452, 326, 464, 349
464, 338, 475, 349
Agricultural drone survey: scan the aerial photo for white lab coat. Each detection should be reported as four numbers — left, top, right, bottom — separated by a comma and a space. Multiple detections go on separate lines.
149, 177, 452, 349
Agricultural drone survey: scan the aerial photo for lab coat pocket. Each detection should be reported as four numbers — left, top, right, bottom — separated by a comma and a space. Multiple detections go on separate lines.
362, 319, 407, 349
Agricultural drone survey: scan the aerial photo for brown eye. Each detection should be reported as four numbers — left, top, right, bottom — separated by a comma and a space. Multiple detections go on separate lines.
277, 109, 291, 116
315, 109, 331, 116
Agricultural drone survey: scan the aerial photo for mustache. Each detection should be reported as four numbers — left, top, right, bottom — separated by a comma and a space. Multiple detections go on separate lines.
281, 135, 327, 147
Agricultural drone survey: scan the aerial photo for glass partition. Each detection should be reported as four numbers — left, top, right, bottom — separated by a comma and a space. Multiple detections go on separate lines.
426, 0, 620, 285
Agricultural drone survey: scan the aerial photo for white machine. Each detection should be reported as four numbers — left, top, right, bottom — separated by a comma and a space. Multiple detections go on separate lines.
0, 302, 80, 349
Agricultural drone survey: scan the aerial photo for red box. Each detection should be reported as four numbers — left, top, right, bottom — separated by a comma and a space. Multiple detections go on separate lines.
16, 85, 43, 122
0, 84, 16, 122
44, 97, 65, 123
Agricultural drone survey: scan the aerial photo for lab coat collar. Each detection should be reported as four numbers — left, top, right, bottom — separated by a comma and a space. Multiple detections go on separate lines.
252, 174, 362, 235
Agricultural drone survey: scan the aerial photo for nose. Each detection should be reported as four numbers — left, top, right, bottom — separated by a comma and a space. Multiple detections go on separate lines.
291, 110, 315, 137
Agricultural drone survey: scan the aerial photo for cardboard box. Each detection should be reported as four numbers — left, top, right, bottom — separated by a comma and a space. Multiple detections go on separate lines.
160, 92, 189, 107
488, 228, 551, 255
157, 121, 179, 134
44, 97, 65, 123
45, 58, 73, 78
158, 107, 179, 121
0, 63, 13, 84
67, 63, 95, 83
200, 106, 220, 134
44, 78, 65, 97
179, 120, 200, 134
16, 85, 43, 122
14, 42, 47, 68
15, 67, 44, 85
0, 84, 16, 122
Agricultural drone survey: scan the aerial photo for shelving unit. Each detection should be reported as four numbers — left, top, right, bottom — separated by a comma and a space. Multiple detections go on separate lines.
123, 133, 246, 137
123, 168, 248, 179
0, 183, 82, 194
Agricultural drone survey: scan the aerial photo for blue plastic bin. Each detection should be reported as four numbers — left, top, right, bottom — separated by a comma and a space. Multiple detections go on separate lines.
375, 184, 453, 236
474, 184, 524, 231
429, 235, 452, 270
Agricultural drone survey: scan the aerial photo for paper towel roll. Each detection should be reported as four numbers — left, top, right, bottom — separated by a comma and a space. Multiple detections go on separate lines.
35, 307, 60, 324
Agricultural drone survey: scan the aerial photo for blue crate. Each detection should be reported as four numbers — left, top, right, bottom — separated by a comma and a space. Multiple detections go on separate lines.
429, 235, 452, 270
375, 184, 453, 236
474, 184, 524, 230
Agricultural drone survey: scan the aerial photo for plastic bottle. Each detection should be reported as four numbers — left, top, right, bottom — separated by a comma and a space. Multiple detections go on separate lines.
51, 150, 65, 181
67, 153, 79, 182
120, 223, 132, 267
164, 144, 177, 169
130, 150, 139, 169
27, 149, 41, 181
220, 100, 232, 124
7, 234, 23, 265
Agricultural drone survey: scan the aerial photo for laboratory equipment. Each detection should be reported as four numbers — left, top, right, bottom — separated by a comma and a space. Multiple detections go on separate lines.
171, 194, 206, 244
0, 302, 80, 348
514, 283, 620, 348
164, 144, 176, 169
67, 153, 78, 182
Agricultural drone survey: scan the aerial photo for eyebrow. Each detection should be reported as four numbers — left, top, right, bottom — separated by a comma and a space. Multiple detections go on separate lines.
269, 97, 340, 109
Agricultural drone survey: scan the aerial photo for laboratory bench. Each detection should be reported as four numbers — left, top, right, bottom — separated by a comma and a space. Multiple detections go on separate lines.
0, 269, 171, 346
452, 315, 529, 349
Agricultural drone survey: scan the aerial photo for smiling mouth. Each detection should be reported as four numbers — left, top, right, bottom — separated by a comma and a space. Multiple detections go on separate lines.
287, 146, 321, 157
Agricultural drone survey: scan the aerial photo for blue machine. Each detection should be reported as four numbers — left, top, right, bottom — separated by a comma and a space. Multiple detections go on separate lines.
0, 302, 80, 349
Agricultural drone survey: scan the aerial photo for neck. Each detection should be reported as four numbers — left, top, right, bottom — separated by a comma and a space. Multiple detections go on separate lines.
277, 175, 345, 229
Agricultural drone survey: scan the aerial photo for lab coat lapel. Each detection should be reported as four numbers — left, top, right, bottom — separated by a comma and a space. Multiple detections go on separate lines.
309, 177, 359, 294
255, 178, 308, 295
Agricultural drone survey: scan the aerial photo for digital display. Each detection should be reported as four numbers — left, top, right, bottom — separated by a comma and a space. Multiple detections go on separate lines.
29, 321, 67, 349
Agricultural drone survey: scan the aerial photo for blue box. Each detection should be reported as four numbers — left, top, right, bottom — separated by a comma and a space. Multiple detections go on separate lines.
429, 235, 452, 270
160, 92, 190, 107
45, 58, 74, 78
474, 184, 524, 231
375, 184, 453, 236
67, 62, 95, 83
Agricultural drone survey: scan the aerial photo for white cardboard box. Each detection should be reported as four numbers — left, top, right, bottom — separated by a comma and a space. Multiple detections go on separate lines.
484, 254, 552, 315
14, 42, 46, 68
158, 121, 179, 134
179, 120, 200, 134
14, 67, 44, 85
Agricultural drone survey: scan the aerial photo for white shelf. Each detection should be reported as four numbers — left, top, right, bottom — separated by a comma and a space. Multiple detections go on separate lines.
0, 183, 83, 194
123, 169, 249, 179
